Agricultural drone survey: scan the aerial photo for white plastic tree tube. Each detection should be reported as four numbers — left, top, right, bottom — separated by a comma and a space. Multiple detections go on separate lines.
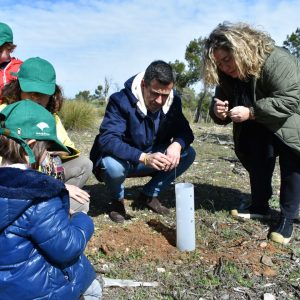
175, 182, 195, 251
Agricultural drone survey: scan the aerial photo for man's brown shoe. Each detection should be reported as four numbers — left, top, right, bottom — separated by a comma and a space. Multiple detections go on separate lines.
139, 194, 170, 215
109, 200, 126, 223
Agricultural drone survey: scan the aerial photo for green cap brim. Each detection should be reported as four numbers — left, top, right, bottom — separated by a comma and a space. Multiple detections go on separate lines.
19, 79, 55, 96
46, 136, 70, 154
0, 128, 70, 164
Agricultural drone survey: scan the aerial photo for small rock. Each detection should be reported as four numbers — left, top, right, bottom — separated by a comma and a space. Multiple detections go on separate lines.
263, 293, 276, 300
279, 290, 287, 297
174, 259, 183, 265
98, 264, 110, 274
219, 293, 230, 300
157, 267, 165, 273
260, 241, 268, 248
261, 255, 273, 267
99, 244, 110, 255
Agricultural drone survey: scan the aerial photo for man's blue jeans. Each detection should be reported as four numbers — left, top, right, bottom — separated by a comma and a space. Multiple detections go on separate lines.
97, 146, 196, 201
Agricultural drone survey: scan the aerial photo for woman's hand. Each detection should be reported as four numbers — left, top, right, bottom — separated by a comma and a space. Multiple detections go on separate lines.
228, 106, 251, 122
213, 98, 229, 120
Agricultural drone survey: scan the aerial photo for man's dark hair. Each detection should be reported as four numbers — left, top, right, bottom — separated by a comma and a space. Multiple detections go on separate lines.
144, 60, 175, 86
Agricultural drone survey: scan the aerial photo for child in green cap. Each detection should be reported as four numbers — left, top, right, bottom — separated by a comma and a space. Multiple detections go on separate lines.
0, 100, 102, 300
2, 57, 93, 214
0, 22, 22, 104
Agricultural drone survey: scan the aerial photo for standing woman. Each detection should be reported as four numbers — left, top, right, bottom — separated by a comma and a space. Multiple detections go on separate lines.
203, 22, 300, 245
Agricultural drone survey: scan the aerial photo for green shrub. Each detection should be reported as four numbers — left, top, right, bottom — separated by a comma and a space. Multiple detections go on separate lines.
59, 100, 98, 130
182, 107, 195, 123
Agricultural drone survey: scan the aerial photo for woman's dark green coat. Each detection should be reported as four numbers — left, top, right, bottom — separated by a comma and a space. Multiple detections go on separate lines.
210, 47, 300, 156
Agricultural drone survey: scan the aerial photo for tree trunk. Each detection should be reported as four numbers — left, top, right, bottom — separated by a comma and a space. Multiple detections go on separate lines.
193, 89, 207, 123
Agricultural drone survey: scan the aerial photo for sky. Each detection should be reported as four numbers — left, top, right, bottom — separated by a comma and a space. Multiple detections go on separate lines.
1, 0, 299, 98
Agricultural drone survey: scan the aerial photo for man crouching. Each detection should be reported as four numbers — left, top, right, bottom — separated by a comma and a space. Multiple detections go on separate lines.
90, 60, 196, 223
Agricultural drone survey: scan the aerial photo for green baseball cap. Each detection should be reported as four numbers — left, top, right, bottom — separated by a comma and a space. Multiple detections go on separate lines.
0, 22, 13, 46
0, 100, 70, 164
13, 57, 56, 95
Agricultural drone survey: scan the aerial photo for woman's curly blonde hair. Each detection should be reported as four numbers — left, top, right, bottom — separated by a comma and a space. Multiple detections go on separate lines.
202, 22, 275, 86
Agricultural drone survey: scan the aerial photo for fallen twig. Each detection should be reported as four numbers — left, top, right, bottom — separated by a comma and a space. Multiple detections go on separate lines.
102, 277, 159, 288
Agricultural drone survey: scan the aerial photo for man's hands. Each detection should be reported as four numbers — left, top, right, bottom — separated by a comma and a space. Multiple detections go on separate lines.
139, 142, 182, 171
164, 142, 181, 171
213, 98, 253, 123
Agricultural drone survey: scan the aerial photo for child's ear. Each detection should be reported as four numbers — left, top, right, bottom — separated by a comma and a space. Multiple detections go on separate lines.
27, 139, 37, 149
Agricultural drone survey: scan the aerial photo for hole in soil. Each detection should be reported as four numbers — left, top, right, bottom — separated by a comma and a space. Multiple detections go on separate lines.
147, 219, 176, 246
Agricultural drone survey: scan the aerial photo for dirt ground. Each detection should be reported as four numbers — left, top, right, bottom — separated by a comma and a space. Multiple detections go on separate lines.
72, 123, 300, 299
88, 218, 286, 277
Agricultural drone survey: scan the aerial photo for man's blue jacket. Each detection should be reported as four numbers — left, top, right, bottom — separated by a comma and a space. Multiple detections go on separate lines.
0, 167, 96, 300
90, 74, 194, 166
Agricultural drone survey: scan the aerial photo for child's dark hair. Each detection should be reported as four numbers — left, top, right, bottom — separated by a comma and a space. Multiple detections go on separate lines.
0, 42, 16, 53
1, 80, 64, 113
0, 135, 50, 169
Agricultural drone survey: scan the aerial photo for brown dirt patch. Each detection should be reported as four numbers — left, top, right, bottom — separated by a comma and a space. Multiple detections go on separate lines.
88, 219, 186, 262
87, 219, 287, 275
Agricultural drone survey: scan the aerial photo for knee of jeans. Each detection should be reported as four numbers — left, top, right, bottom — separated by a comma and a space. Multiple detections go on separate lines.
105, 170, 126, 182
102, 161, 127, 181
